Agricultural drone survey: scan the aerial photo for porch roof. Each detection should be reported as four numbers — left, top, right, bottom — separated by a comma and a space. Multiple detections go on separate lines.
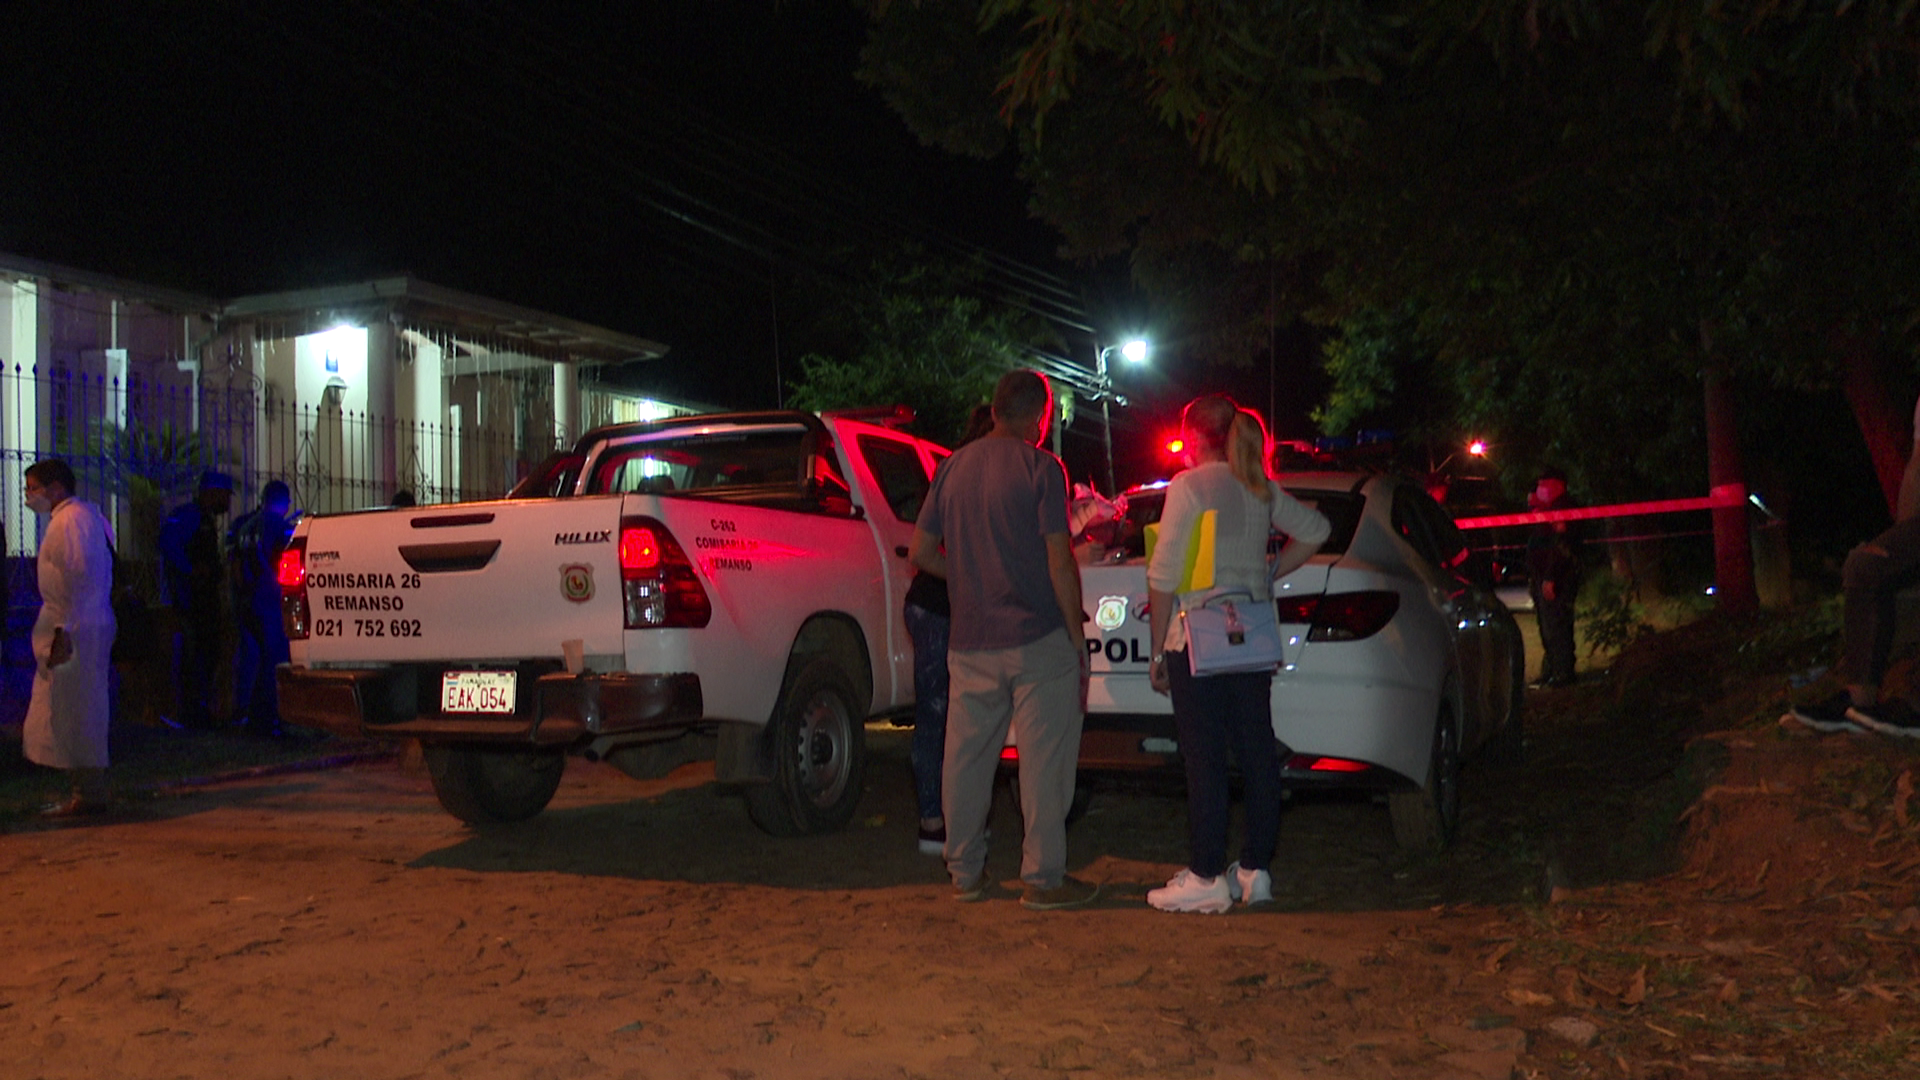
221, 276, 669, 365
0, 251, 221, 314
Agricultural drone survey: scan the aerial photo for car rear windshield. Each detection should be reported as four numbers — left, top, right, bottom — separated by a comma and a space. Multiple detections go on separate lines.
1108, 487, 1362, 559
590, 428, 811, 495
583, 425, 857, 515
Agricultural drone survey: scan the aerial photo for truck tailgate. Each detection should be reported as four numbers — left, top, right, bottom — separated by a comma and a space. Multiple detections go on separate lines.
296, 496, 627, 663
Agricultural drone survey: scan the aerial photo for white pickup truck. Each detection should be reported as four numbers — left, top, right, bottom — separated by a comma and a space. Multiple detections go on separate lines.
275, 409, 951, 835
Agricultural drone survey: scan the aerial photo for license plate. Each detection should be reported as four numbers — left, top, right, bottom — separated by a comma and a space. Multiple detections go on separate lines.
441, 670, 517, 714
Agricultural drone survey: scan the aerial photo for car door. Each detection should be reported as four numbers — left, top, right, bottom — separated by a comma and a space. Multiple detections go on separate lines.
1389, 482, 1480, 727
846, 428, 937, 709
1401, 485, 1508, 745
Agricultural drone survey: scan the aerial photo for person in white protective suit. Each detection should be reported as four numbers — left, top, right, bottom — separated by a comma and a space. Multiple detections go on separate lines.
21, 459, 117, 817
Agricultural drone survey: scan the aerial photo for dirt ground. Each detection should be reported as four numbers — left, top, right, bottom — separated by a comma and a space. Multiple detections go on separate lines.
4, 614, 1920, 1079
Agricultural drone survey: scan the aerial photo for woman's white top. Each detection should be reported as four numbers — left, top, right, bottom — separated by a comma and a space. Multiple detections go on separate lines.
1146, 461, 1331, 652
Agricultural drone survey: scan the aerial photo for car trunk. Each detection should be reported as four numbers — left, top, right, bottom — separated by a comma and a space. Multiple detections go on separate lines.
1082, 558, 1334, 684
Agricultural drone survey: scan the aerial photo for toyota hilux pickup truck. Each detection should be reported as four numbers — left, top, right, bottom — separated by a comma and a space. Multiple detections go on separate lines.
275, 409, 950, 835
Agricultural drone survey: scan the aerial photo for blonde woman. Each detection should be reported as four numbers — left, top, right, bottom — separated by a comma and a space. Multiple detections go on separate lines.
1145, 396, 1330, 913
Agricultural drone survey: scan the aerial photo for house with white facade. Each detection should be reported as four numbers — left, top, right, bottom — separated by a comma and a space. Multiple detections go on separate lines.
2, 252, 699, 572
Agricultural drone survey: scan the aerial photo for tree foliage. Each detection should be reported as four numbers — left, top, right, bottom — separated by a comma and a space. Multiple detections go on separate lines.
861, 1, 1920, 511
785, 254, 1035, 444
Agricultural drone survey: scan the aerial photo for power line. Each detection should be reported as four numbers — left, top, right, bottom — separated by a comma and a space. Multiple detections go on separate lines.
330, 0, 1096, 336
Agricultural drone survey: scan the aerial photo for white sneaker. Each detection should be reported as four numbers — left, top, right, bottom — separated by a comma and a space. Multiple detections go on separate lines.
1147, 869, 1233, 914
1225, 861, 1273, 906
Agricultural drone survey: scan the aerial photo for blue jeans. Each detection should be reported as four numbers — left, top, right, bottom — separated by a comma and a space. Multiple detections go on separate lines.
1166, 651, 1281, 878
904, 602, 950, 822
233, 606, 289, 728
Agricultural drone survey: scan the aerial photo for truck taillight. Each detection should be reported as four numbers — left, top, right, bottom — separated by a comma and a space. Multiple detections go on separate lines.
280, 536, 311, 640
619, 526, 661, 571
1272, 590, 1400, 642
619, 516, 710, 628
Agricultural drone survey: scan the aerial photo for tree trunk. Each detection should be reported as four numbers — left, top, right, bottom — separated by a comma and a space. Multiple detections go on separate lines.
1701, 335, 1757, 615
1837, 331, 1907, 519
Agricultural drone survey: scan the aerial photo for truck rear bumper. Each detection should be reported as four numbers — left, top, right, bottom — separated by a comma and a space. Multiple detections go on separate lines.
276, 665, 704, 746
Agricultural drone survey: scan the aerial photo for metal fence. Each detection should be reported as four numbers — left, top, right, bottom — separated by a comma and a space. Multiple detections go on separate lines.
4, 362, 528, 608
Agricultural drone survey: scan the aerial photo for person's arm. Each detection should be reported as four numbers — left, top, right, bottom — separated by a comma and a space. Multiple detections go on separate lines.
1269, 534, 1321, 583
1147, 585, 1176, 695
909, 527, 947, 579
43, 511, 84, 668
1145, 478, 1198, 696
1044, 531, 1082, 643
1898, 436, 1920, 524
1266, 486, 1330, 584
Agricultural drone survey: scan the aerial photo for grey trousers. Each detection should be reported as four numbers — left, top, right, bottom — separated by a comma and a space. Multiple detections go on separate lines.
942, 628, 1084, 889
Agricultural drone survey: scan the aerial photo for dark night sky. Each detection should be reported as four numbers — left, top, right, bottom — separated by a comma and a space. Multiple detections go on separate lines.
1, 4, 1066, 391
0, 1, 1312, 488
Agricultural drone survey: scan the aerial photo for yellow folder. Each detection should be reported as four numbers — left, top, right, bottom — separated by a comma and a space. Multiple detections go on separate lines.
1178, 510, 1217, 592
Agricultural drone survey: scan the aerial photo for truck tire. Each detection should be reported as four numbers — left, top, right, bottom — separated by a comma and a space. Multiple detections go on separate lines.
744, 659, 866, 837
424, 744, 566, 824
1389, 706, 1460, 852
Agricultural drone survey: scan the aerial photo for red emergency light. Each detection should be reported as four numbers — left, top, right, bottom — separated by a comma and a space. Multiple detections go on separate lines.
1165, 437, 1185, 456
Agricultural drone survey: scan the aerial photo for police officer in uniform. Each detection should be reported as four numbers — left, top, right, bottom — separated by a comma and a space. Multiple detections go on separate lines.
159, 470, 233, 727
227, 480, 296, 737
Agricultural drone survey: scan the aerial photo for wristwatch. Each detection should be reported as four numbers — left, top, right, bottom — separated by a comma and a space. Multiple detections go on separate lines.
1150, 653, 1165, 666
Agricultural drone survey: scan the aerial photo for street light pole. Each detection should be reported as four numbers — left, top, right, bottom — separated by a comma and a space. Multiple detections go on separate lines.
1097, 345, 1116, 496
1093, 338, 1149, 496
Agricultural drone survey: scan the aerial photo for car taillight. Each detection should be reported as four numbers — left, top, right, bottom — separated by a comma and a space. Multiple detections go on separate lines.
1284, 754, 1373, 773
1272, 590, 1400, 642
279, 536, 310, 640
619, 516, 710, 628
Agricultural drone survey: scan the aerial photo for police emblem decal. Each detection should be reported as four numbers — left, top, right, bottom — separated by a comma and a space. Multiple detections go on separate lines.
1094, 595, 1129, 632
560, 564, 594, 603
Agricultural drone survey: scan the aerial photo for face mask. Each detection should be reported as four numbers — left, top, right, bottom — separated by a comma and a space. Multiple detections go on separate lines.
26, 492, 52, 515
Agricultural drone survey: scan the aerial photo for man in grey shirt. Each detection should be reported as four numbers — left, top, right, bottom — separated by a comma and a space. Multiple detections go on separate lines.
911, 369, 1097, 910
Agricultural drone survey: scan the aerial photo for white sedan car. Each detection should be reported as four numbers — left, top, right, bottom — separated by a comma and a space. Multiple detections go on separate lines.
1064, 471, 1525, 850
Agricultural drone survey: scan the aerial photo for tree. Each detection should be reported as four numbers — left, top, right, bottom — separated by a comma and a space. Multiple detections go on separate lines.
862, 2, 1920, 521
785, 254, 1038, 444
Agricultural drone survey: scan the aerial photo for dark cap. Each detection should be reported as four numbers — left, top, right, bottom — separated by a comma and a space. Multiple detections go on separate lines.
199, 470, 235, 492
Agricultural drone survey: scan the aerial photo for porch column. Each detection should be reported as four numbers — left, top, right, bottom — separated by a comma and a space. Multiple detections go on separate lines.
553, 360, 580, 450
412, 335, 446, 501
4, 279, 46, 553
367, 319, 398, 504
105, 301, 127, 429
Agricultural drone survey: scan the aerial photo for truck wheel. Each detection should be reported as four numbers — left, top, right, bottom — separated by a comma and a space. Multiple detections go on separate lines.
745, 659, 866, 837
1389, 707, 1461, 852
424, 744, 566, 824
